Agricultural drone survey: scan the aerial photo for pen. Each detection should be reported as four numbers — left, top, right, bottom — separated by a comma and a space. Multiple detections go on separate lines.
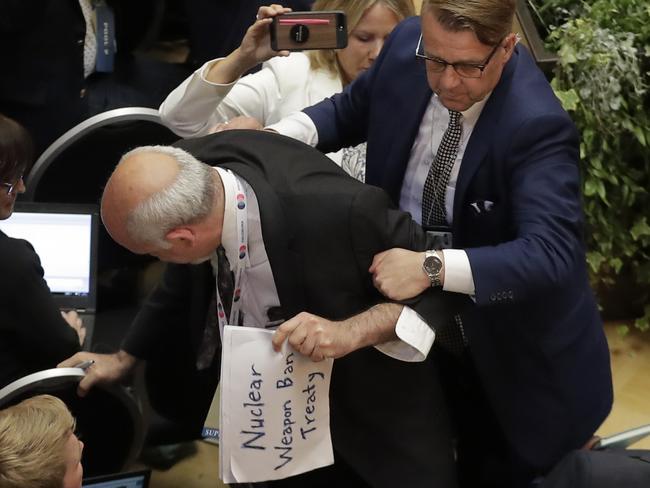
73, 360, 95, 370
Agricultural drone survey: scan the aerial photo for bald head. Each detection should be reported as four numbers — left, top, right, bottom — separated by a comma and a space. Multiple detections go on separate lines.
101, 145, 220, 260
101, 149, 179, 248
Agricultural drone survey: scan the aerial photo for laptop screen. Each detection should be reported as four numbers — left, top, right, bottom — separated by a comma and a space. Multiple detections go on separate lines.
0, 202, 99, 312
82, 470, 150, 488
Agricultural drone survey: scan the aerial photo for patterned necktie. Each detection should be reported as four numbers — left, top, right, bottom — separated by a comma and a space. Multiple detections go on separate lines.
422, 110, 463, 226
436, 314, 468, 356
216, 245, 234, 321
196, 246, 234, 370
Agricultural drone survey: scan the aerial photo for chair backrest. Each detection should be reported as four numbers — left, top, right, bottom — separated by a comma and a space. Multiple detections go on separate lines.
0, 368, 144, 478
20, 108, 179, 307
24, 107, 178, 204
594, 425, 650, 450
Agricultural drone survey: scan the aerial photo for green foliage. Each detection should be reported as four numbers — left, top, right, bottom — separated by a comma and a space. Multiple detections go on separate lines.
531, 0, 650, 328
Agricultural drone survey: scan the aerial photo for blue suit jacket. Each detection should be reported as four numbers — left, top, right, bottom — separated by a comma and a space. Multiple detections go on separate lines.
304, 16, 613, 473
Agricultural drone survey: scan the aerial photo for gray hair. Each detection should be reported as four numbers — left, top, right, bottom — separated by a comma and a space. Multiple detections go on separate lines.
121, 145, 215, 248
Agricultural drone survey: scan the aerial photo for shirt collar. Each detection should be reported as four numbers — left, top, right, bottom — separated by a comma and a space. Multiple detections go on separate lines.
433, 92, 491, 127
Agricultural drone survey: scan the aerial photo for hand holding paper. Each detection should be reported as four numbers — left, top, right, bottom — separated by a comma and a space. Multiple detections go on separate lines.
216, 326, 334, 484
272, 311, 359, 361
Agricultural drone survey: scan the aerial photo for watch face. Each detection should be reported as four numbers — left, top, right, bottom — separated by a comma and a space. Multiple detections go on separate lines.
424, 255, 442, 275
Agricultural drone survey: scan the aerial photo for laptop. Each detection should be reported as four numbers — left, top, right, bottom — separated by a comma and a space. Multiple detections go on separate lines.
0, 202, 99, 349
82, 470, 150, 488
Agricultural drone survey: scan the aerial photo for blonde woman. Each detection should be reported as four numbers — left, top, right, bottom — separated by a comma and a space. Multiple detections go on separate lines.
159, 0, 415, 181
0, 395, 83, 488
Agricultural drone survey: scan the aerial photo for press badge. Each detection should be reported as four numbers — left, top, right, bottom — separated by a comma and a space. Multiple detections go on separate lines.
94, 0, 116, 72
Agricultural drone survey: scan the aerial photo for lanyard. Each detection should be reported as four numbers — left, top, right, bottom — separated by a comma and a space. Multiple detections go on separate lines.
215, 170, 249, 339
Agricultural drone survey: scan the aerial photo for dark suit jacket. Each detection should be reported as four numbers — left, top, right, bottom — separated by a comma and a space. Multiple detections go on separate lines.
302, 16, 613, 474
0, 231, 80, 388
122, 130, 465, 488
0, 0, 88, 154
0, 0, 189, 155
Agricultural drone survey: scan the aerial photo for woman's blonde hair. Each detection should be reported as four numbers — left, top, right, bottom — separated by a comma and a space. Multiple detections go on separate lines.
421, 0, 516, 46
308, 0, 416, 77
0, 395, 76, 488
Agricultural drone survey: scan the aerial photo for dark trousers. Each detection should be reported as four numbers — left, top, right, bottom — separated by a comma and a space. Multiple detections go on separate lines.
435, 347, 539, 488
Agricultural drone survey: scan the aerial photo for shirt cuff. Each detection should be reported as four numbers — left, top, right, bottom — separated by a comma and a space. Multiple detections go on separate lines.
374, 306, 434, 362
265, 112, 319, 146
441, 248, 475, 295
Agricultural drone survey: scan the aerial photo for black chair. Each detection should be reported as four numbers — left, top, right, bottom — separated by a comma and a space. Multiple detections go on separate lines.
20, 107, 202, 465
24, 106, 178, 204
22, 107, 179, 314
0, 368, 144, 478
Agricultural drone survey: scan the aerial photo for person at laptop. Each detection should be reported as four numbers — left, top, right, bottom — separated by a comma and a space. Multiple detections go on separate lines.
61, 130, 467, 487
0, 394, 84, 488
0, 113, 85, 388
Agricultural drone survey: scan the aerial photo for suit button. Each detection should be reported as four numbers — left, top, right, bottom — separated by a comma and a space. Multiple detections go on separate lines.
77, 39, 84, 46
80, 88, 86, 98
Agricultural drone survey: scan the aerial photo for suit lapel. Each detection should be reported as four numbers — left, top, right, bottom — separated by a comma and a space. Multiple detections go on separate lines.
368, 59, 432, 203
452, 47, 519, 234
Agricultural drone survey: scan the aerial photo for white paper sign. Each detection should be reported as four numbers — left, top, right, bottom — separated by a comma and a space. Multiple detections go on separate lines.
219, 325, 334, 483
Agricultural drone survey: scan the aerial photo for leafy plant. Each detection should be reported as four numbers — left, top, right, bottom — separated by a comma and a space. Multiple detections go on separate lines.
530, 0, 650, 331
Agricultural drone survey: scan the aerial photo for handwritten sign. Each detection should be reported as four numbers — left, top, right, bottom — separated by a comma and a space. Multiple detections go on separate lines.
218, 326, 334, 483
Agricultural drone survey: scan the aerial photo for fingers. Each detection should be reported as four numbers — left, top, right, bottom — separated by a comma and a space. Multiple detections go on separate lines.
62, 310, 84, 330
311, 345, 327, 362
75, 362, 105, 398
58, 353, 112, 396
249, 16, 273, 34
272, 315, 301, 351
369, 250, 388, 273
77, 326, 87, 346
209, 122, 229, 134
58, 352, 90, 368
272, 313, 336, 362
256, 4, 292, 21
296, 328, 318, 357
76, 373, 96, 397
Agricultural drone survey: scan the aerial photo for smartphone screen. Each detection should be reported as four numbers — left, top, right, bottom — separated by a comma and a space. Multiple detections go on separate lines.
271, 11, 347, 51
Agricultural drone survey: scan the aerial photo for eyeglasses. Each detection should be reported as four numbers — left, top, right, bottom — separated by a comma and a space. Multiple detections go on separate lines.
415, 34, 503, 79
1, 174, 24, 196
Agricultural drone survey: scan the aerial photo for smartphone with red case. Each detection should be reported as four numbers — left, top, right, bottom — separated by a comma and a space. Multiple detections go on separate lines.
270, 11, 347, 51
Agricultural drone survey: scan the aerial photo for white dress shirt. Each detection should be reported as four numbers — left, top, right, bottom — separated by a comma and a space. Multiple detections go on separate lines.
160, 54, 348, 165
211, 167, 281, 328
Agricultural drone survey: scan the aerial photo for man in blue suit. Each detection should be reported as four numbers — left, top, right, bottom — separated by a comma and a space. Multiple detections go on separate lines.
268, 0, 613, 486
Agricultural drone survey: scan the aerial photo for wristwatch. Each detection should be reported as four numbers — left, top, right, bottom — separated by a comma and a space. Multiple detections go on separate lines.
422, 250, 443, 287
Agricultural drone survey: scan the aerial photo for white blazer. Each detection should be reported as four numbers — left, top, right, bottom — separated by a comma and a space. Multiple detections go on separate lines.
159, 53, 346, 165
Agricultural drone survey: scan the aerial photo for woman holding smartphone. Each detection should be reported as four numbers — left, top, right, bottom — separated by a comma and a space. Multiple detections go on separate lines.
159, 0, 415, 182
